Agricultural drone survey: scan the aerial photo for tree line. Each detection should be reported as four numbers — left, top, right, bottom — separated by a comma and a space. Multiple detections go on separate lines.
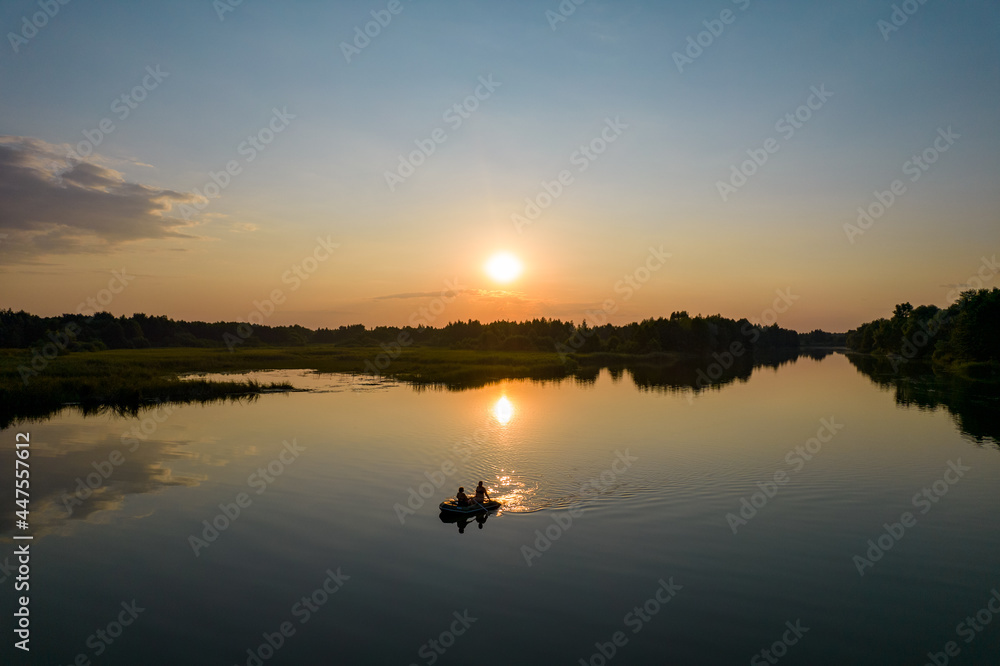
845, 288, 1000, 367
0, 309, 802, 356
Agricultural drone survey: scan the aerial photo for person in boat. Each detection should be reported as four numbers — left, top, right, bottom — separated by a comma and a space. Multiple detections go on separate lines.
473, 481, 490, 504
456, 487, 471, 506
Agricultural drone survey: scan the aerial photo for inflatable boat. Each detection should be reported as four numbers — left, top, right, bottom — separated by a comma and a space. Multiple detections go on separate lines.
438, 498, 501, 515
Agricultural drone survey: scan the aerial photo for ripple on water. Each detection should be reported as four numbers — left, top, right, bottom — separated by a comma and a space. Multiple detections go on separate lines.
460, 451, 658, 515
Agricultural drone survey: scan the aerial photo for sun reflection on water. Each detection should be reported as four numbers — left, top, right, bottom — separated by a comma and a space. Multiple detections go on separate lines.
492, 395, 514, 426
488, 470, 538, 513
479, 392, 540, 511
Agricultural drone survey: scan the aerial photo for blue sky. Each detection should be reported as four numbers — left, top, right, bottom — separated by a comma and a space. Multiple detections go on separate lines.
1, 0, 998, 331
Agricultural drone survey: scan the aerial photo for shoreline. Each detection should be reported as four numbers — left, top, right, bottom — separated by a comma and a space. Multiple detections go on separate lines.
0, 345, 799, 426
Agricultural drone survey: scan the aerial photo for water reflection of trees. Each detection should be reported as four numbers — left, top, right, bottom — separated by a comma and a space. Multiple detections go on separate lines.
406, 349, 812, 396
622, 348, 804, 394
847, 353, 1000, 447
1, 393, 260, 431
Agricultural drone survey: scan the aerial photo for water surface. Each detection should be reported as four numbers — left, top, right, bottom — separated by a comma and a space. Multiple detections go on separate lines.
2, 353, 999, 665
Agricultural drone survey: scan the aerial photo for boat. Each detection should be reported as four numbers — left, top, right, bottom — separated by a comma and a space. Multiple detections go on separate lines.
438, 498, 502, 514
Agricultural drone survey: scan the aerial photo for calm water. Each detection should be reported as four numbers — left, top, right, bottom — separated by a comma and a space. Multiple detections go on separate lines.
3, 353, 1000, 665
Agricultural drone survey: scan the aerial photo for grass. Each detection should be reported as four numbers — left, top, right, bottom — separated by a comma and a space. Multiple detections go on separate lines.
0, 347, 299, 428
0, 345, 583, 427
2, 344, 569, 374
0, 343, 777, 427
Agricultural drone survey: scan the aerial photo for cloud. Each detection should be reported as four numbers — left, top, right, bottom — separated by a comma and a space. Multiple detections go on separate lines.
373, 288, 546, 301
0, 136, 200, 261
466, 288, 552, 309
373, 289, 474, 300
368, 288, 553, 325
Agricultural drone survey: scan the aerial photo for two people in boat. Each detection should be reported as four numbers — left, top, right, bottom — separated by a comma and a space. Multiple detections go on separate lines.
456, 481, 490, 506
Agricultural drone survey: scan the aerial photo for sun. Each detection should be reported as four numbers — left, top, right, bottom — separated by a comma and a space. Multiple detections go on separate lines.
485, 252, 522, 283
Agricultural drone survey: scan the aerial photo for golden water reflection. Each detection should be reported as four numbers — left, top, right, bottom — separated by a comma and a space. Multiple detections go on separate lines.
487, 471, 537, 513
492, 395, 514, 426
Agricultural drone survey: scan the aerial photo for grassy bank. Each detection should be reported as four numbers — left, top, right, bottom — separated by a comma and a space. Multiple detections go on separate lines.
849, 350, 1000, 382
0, 345, 740, 427
1, 345, 576, 383
0, 345, 580, 426
933, 358, 1000, 380
0, 347, 299, 427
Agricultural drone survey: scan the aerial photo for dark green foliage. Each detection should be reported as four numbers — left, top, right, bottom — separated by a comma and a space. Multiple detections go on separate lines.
799, 329, 847, 347
0, 310, 799, 356
845, 289, 1000, 370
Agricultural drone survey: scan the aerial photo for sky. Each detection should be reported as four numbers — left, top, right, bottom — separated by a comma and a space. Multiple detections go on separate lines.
0, 0, 997, 333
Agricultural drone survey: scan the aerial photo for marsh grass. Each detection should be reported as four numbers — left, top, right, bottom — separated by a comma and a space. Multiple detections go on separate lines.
0, 345, 583, 426
0, 347, 293, 427
0, 345, 713, 427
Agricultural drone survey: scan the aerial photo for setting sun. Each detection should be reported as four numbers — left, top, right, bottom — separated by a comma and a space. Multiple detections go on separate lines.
484, 252, 523, 284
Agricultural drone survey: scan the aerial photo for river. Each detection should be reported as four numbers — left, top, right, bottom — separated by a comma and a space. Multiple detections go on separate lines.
2, 352, 998, 665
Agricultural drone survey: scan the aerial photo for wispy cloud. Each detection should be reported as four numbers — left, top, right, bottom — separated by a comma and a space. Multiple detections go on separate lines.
372, 288, 544, 304
373, 289, 474, 300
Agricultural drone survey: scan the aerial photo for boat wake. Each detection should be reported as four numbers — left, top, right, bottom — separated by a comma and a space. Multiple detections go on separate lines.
460, 457, 653, 514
